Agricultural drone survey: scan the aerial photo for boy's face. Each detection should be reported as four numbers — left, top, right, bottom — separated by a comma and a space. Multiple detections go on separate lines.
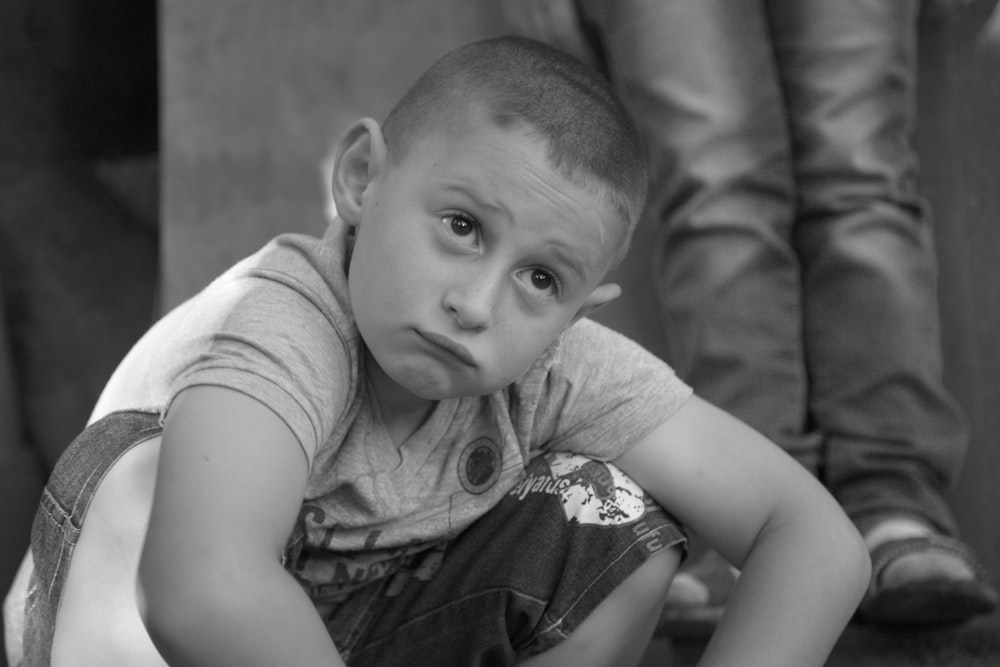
345, 110, 621, 402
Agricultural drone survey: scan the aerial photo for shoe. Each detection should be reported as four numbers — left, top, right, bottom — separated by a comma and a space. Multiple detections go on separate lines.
858, 534, 999, 627
656, 548, 738, 638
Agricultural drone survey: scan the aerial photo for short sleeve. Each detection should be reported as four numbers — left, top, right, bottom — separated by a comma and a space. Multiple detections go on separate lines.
167, 276, 354, 466
155, 231, 360, 466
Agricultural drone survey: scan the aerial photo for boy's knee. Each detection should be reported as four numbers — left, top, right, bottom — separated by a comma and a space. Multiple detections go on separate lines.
627, 546, 683, 603
517, 547, 683, 667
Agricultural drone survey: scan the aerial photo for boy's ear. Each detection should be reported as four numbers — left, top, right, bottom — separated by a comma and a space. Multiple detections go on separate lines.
330, 118, 388, 226
571, 282, 621, 324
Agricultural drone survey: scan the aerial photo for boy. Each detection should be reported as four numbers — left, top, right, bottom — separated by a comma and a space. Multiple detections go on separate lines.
5, 36, 869, 666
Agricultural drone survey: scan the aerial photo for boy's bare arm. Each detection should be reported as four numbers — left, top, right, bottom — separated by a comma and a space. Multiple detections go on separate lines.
614, 394, 871, 667
138, 386, 346, 666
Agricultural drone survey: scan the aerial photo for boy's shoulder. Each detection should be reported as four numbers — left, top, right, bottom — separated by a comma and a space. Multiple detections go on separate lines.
242, 221, 351, 297
97, 219, 361, 460
509, 317, 691, 461
523, 317, 686, 405
208, 220, 356, 333
545, 318, 659, 368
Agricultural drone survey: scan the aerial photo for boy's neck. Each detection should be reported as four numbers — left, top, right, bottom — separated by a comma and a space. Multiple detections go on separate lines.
364, 350, 436, 447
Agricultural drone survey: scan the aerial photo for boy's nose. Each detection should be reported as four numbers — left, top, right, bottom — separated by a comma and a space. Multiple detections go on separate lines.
442, 269, 499, 331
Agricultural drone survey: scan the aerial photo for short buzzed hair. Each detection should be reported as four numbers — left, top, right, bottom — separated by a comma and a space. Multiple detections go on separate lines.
382, 36, 647, 267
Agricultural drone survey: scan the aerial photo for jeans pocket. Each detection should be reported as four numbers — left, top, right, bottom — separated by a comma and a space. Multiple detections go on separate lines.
22, 487, 81, 666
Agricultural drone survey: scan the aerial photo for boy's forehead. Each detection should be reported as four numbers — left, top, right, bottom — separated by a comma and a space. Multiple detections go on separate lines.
411, 112, 610, 206
391, 106, 629, 267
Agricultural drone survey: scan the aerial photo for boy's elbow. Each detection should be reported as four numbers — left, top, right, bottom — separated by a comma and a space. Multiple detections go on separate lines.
136, 557, 192, 653
137, 550, 224, 659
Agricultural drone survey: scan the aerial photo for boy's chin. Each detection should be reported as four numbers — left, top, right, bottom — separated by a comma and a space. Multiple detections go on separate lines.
399, 375, 505, 402
409, 383, 496, 401
381, 359, 519, 401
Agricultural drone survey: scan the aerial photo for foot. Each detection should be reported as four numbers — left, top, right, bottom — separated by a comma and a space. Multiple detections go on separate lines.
865, 518, 976, 589
664, 572, 711, 607
859, 517, 998, 626
658, 549, 737, 637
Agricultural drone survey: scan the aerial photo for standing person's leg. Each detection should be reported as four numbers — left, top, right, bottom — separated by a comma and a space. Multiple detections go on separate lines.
579, 0, 815, 470
564, 0, 807, 627
769, 0, 997, 623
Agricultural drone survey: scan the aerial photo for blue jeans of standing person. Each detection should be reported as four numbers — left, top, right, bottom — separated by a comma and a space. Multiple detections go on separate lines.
576, 0, 967, 535
15, 410, 685, 666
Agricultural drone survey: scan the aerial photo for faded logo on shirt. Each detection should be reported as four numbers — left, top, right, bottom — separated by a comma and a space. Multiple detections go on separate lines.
509, 452, 647, 526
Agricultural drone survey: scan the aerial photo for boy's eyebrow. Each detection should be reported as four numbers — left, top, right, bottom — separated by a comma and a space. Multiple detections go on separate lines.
440, 183, 512, 221
544, 242, 589, 283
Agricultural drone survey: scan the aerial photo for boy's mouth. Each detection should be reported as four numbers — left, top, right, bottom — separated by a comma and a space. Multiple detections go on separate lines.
416, 330, 477, 367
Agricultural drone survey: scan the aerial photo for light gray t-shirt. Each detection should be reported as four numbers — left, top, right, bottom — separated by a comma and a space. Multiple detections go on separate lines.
93, 219, 692, 590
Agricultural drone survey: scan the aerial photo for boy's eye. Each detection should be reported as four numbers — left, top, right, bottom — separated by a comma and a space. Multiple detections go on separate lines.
449, 216, 475, 236
441, 213, 481, 249
516, 268, 560, 298
530, 270, 553, 291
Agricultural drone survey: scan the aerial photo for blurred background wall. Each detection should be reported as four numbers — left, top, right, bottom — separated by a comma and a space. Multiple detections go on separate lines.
1, 3, 159, 664
2, 2, 999, 664
917, 1, 1000, 591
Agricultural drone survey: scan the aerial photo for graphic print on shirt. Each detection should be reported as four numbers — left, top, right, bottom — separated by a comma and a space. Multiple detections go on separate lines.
509, 452, 647, 525
287, 418, 511, 593
287, 504, 435, 596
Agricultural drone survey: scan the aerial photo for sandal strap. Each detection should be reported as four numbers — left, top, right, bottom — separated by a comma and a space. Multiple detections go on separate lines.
868, 534, 991, 595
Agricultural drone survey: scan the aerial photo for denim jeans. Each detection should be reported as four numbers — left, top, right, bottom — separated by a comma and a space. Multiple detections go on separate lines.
576, 0, 967, 535
21, 410, 163, 667
19, 410, 685, 666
